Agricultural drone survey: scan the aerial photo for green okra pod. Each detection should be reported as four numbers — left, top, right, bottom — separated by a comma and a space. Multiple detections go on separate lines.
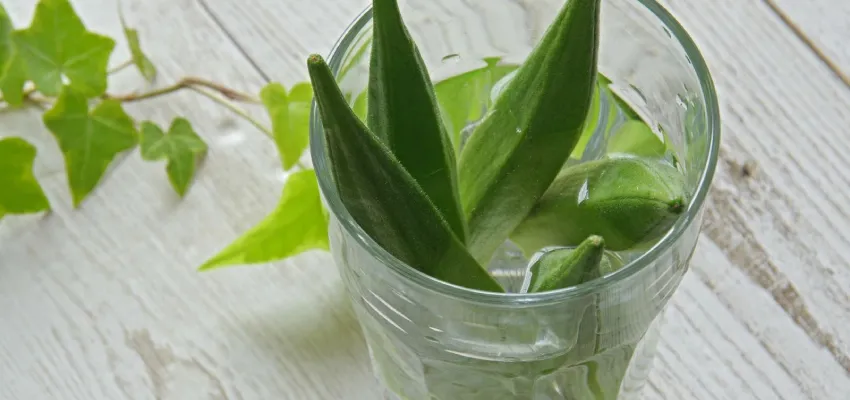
511, 157, 687, 254
458, 0, 602, 264
367, 0, 467, 242
525, 235, 606, 293
308, 54, 504, 293
434, 57, 516, 153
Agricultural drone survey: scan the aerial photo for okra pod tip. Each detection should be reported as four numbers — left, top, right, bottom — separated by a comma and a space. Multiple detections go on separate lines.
668, 197, 686, 214
307, 54, 326, 72
585, 234, 604, 248
525, 234, 606, 293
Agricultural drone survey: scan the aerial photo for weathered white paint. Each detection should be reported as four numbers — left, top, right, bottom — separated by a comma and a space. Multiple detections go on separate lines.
767, 0, 850, 85
1, 0, 849, 399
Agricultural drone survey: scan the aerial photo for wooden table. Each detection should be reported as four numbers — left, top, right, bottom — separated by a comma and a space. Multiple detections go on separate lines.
1, 0, 849, 398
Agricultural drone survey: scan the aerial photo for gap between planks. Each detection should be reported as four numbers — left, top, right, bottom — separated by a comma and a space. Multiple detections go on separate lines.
761, 0, 850, 89
195, 0, 272, 82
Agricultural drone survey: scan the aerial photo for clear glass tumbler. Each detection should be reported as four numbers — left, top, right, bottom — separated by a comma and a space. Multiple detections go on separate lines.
309, 0, 720, 399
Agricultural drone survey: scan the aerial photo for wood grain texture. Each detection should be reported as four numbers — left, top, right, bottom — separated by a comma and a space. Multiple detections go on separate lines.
2, 0, 850, 399
0, 0, 377, 399
207, 0, 850, 397
767, 0, 850, 85
646, 259, 808, 400
662, 0, 850, 382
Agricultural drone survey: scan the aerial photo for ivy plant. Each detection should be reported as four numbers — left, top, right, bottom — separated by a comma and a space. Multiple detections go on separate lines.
0, 0, 331, 270
0, 0, 667, 273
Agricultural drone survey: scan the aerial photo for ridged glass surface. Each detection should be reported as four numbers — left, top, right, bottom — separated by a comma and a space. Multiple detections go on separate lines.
309, 0, 720, 398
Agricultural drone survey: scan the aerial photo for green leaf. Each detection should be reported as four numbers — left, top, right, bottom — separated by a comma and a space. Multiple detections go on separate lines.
570, 73, 633, 161
337, 34, 371, 82
308, 54, 503, 292
611, 89, 641, 120
458, 0, 602, 263
0, 52, 27, 105
12, 0, 115, 97
43, 87, 138, 207
119, 5, 156, 82
474, 70, 613, 162
607, 120, 666, 158
352, 90, 368, 121
199, 169, 329, 270
570, 81, 603, 159
288, 83, 313, 157
582, 248, 634, 400
139, 118, 207, 197
526, 235, 605, 293
0, 3, 13, 73
558, 247, 631, 400
0, 137, 50, 219
450, 69, 612, 162
0, 4, 26, 106
602, 84, 669, 159
368, 0, 467, 242
260, 82, 312, 170
584, 345, 637, 400
511, 157, 686, 254
434, 58, 517, 152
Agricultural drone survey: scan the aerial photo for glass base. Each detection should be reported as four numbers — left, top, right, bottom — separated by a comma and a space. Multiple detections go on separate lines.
363, 306, 668, 400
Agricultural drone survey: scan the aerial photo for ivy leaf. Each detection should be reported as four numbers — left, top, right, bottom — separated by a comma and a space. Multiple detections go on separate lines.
260, 82, 312, 170
119, 4, 156, 82
0, 137, 50, 219
139, 118, 207, 197
0, 4, 26, 106
13, 0, 115, 97
0, 3, 12, 73
0, 52, 27, 105
289, 83, 313, 123
43, 87, 138, 207
199, 169, 329, 270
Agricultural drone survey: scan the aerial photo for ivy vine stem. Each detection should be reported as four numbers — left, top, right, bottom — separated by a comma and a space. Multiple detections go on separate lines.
0, 59, 136, 105
187, 85, 270, 136
0, 74, 310, 171
107, 59, 135, 74
104, 76, 261, 104
184, 85, 308, 171
2, 0, 316, 231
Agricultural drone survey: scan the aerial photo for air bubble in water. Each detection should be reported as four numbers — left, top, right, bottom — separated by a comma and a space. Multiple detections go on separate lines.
628, 83, 648, 104
675, 94, 688, 110
441, 53, 461, 63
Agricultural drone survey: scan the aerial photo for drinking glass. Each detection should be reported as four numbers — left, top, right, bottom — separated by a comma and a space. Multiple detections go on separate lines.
309, 0, 720, 398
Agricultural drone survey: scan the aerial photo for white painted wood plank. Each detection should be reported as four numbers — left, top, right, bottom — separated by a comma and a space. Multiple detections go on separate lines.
661, 0, 850, 378
3, 0, 850, 399
201, 0, 850, 397
768, 0, 850, 79
644, 235, 849, 400
196, 0, 371, 84
647, 262, 807, 400
0, 0, 378, 399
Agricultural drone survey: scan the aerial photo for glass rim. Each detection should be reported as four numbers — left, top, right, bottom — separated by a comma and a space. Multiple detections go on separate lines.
309, 0, 721, 306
